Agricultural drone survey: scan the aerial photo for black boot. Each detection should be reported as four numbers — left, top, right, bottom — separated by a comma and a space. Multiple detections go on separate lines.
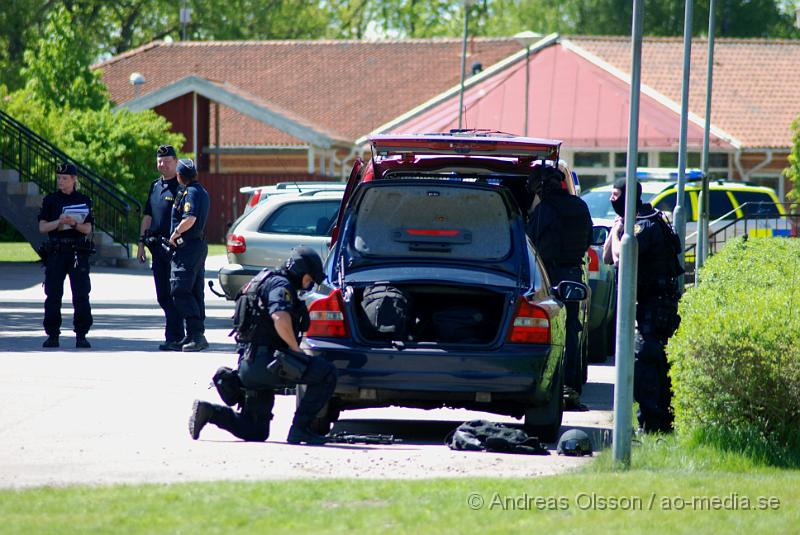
76, 336, 91, 349
182, 335, 209, 352
158, 340, 183, 351
42, 335, 59, 348
287, 425, 328, 445
189, 400, 214, 440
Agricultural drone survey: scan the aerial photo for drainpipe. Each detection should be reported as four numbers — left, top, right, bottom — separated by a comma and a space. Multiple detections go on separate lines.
733, 149, 746, 181
745, 150, 774, 179
332, 145, 359, 181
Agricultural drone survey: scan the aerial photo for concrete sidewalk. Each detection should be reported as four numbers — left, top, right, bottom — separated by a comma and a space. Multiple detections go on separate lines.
0, 256, 612, 489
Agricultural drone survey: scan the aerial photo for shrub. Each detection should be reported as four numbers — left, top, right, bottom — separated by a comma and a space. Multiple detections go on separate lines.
668, 237, 800, 465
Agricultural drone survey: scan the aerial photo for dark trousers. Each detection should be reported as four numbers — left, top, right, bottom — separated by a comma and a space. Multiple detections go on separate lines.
552, 266, 584, 394
43, 251, 92, 337
170, 240, 207, 339
207, 346, 337, 441
634, 313, 674, 432
150, 247, 184, 342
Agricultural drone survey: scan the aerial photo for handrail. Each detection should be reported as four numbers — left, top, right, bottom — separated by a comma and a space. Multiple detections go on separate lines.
0, 109, 141, 257
683, 202, 799, 261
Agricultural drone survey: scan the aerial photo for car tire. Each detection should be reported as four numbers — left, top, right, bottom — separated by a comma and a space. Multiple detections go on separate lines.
295, 385, 339, 435
523, 364, 564, 443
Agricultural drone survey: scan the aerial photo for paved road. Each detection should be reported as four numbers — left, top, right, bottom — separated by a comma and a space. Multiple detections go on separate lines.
0, 258, 613, 488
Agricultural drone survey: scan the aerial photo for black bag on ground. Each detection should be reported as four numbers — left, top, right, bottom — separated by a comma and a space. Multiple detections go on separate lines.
360, 284, 412, 339
432, 307, 485, 343
447, 419, 547, 455
213, 366, 244, 406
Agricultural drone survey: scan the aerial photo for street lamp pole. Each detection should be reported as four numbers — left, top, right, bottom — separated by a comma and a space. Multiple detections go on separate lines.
458, 1, 474, 130
514, 31, 539, 137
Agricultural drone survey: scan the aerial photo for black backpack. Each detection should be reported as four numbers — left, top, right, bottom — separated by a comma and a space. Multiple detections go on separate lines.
360, 284, 412, 340
447, 420, 547, 455
230, 269, 273, 343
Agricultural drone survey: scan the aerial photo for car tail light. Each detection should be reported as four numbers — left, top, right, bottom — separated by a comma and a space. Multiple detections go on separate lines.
506, 297, 550, 344
306, 289, 349, 338
587, 247, 600, 273
226, 233, 246, 254
247, 190, 262, 208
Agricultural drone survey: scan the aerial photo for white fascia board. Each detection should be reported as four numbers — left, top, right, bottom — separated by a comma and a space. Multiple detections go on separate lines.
560, 38, 743, 151
355, 33, 561, 145
115, 75, 339, 149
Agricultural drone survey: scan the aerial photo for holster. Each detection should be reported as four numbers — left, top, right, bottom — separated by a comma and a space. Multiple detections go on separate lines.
267, 349, 310, 383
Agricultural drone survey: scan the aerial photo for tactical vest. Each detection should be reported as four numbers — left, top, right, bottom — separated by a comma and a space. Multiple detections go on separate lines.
636, 209, 684, 300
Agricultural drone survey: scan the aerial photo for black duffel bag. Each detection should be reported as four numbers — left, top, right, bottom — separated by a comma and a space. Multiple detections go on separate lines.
360, 284, 412, 340
432, 307, 485, 343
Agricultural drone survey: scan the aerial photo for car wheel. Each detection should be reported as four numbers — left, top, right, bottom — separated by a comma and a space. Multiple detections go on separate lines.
295, 385, 339, 435
524, 365, 564, 443
587, 321, 609, 363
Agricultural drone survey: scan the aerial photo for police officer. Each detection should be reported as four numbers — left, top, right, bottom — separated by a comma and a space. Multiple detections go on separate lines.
37, 162, 94, 348
170, 158, 210, 351
188, 247, 337, 445
603, 177, 682, 433
526, 165, 593, 411
137, 145, 184, 350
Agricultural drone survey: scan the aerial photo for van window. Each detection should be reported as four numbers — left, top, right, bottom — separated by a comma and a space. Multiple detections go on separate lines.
709, 191, 736, 220
259, 200, 340, 236
733, 191, 780, 217
653, 190, 691, 215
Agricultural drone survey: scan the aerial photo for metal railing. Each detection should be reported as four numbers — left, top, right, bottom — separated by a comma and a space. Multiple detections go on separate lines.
684, 202, 800, 277
0, 109, 141, 257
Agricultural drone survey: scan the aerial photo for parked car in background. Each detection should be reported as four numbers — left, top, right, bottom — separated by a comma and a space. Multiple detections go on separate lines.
301, 133, 589, 442
239, 181, 345, 217
217, 190, 344, 299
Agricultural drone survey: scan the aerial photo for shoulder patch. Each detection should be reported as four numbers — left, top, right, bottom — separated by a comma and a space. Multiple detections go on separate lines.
634, 224, 643, 235
282, 288, 292, 302
184, 202, 191, 212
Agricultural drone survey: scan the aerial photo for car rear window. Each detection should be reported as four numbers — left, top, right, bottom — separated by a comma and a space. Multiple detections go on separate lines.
733, 191, 780, 217
352, 185, 512, 260
258, 200, 340, 236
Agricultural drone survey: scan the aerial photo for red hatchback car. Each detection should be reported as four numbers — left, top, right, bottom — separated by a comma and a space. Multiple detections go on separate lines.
300, 132, 588, 442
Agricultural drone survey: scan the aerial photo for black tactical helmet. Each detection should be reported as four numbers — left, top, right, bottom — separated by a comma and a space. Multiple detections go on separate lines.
285, 246, 325, 285
556, 429, 593, 456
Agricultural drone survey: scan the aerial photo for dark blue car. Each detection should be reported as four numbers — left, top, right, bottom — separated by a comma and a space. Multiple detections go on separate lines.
300, 133, 587, 442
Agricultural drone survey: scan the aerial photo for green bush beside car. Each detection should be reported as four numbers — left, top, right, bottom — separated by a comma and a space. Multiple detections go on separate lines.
668, 237, 800, 465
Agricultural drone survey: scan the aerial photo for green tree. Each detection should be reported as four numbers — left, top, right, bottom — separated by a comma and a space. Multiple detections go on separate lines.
21, 5, 108, 112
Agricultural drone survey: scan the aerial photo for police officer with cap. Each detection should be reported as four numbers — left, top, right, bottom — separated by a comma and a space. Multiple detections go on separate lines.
37, 162, 94, 348
603, 177, 683, 433
170, 158, 210, 351
137, 145, 184, 350
188, 246, 337, 445
526, 164, 593, 411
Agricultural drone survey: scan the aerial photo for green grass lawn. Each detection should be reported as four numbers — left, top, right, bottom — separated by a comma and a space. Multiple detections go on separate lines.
207, 243, 226, 256
1, 436, 797, 534
0, 242, 39, 262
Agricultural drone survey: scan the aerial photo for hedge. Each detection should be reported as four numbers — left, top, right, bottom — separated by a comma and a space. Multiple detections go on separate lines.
667, 237, 800, 463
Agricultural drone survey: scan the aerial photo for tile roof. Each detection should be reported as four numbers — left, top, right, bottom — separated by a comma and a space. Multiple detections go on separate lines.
569, 36, 800, 149
96, 39, 520, 147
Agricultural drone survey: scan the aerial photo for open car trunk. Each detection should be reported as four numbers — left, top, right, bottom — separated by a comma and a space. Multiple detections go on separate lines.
350, 282, 512, 345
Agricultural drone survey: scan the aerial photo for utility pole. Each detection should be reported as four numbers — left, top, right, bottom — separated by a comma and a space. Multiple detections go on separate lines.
696, 0, 717, 279
457, 0, 474, 130
674, 0, 693, 290
612, 0, 644, 470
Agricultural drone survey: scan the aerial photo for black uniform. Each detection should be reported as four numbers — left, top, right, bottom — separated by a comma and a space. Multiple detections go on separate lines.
170, 181, 210, 342
37, 190, 94, 338
143, 176, 183, 343
202, 271, 337, 441
526, 188, 593, 394
632, 204, 683, 433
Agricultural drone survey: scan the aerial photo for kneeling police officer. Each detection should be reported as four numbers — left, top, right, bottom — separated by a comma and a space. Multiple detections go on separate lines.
188, 246, 337, 445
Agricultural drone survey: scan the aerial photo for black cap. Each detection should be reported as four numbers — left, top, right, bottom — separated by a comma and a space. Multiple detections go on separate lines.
176, 158, 197, 179
56, 162, 78, 176
157, 145, 177, 158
